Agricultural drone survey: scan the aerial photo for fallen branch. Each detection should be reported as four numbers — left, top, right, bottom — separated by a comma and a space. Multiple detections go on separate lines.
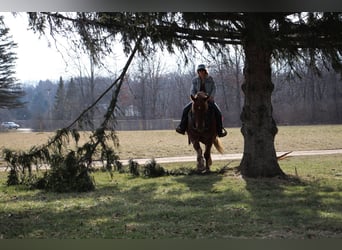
277, 151, 293, 161
2, 36, 143, 192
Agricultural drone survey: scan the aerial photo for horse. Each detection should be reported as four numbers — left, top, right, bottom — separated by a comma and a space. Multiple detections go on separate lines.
186, 91, 224, 173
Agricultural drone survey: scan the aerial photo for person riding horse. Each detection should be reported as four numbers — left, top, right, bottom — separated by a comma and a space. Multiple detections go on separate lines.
176, 64, 227, 137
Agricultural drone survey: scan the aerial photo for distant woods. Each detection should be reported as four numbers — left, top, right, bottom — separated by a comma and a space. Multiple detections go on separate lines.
1, 54, 342, 131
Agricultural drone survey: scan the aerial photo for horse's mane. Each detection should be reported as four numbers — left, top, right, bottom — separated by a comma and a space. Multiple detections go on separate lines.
194, 91, 208, 99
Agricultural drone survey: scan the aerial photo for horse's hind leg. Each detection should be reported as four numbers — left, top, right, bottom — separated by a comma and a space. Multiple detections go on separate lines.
193, 142, 205, 172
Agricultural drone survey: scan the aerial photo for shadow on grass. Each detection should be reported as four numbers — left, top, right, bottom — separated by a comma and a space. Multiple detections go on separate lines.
243, 175, 342, 238
1, 169, 342, 239
0, 171, 244, 238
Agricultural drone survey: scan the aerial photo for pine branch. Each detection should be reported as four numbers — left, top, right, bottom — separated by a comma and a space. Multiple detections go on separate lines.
2, 36, 143, 190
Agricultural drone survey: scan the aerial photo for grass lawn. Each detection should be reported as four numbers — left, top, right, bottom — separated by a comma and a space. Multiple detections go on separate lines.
0, 154, 341, 239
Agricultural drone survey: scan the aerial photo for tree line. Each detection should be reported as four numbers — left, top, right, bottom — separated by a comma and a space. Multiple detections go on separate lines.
1, 53, 341, 131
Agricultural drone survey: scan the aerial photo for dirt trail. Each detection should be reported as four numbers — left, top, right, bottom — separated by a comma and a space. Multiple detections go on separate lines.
119, 149, 342, 165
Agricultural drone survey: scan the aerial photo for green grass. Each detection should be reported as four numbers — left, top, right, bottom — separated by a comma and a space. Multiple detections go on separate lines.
0, 154, 341, 239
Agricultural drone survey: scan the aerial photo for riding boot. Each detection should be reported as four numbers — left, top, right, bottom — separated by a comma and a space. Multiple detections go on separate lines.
212, 103, 227, 137
176, 102, 191, 135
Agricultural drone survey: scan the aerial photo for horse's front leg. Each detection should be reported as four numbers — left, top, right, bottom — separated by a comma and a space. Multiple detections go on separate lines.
193, 141, 205, 172
203, 143, 213, 172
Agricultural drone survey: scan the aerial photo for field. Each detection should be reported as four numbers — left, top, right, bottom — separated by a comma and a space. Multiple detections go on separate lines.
0, 125, 342, 239
1, 124, 342, 160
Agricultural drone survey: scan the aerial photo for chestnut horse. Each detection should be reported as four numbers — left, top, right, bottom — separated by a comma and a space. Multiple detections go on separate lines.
186, 91, 224, 173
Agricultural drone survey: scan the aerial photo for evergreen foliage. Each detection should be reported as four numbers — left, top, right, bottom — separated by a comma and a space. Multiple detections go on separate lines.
52, 77, 65, 120
128, 159, 140, 177
2, 38, 139, 192
38, 151, 95, 192
64, 77, 78, 120
143, 159, 166, 177
0, 15, 24, 109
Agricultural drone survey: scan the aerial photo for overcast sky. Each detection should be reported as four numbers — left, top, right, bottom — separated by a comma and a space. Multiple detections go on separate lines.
2, 13, 76, 83
2, 12, 134, 84
2, 12, 207, 84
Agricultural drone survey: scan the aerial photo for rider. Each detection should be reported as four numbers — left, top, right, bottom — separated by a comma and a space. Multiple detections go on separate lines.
176, 64, 227, 137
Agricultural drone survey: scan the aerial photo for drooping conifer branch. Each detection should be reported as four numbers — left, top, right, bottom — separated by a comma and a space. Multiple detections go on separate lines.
2, 36, 143, 191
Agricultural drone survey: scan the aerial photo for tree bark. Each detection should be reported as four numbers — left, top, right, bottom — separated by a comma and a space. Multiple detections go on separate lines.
239, 14, 285, 177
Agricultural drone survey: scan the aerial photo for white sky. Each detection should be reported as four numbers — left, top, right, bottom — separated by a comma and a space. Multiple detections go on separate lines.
2, 12, 75, 82
2, 12, 133, 84
1, 12, 204, 84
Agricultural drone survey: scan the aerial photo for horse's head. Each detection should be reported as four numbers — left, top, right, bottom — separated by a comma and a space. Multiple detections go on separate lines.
190, 91, 209, 132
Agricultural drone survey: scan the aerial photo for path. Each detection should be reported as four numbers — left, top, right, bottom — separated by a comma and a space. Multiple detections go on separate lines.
120, 149, 342, 165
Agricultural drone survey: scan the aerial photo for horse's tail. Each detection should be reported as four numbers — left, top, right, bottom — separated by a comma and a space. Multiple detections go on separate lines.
214, 137, 224, 154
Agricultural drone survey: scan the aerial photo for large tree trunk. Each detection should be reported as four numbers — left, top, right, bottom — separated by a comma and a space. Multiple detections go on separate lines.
239, 14, 285, 177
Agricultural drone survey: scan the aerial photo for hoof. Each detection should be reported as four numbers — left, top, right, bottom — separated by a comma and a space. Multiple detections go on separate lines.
197, 168, 210, 174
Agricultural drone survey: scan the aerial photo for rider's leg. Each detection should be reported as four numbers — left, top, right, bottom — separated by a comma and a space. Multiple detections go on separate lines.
210, 102, 227, 137
176, 102, 192, 134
